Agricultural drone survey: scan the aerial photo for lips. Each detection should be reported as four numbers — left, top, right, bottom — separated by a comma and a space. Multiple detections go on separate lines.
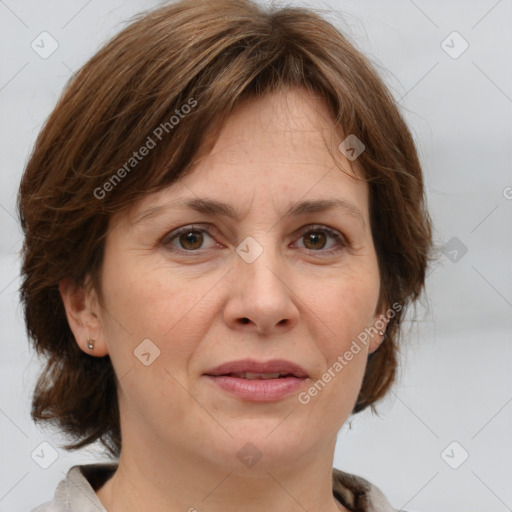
204, 359, 309, 402
227, 372, 287, 380
204, 359, 309, 378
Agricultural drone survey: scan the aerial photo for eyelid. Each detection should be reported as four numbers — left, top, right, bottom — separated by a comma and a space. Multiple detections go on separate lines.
293, 224, 349, 255
162, 223, 349, 255
161, 224, 218, 251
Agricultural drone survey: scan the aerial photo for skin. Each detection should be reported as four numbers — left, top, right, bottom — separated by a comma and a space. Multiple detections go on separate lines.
60, 87, 389, 512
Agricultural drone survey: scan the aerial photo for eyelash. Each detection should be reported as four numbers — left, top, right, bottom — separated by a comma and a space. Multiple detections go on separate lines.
162, 224, 348, 257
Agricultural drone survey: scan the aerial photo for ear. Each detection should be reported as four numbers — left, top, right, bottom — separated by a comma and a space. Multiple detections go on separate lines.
58, 277, 109, 357
367, 304, 391, 355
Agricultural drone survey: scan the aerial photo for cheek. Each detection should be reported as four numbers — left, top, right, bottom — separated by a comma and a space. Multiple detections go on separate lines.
99, 253, 217, 365
311, 268, 380, 352
315, 268, 379, 414
98, 257, 215, 420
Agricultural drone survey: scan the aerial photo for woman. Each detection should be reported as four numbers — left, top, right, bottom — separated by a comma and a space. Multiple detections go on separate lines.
18, 0, 433, 511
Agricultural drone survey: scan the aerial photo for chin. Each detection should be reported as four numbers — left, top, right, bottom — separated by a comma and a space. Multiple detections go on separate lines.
208, 421, 321, 471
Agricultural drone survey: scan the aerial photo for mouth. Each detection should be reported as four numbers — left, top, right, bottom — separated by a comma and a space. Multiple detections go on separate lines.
204, 358, 309, 378
220, 372, 298, 380
204, 359, 309, 402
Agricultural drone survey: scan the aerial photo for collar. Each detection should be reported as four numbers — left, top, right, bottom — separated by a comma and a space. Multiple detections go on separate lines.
43, 463, 397, 512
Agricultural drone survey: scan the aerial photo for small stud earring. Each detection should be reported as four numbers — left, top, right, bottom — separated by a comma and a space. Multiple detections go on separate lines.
378, 330, 385, 336
87, 339, 95, 350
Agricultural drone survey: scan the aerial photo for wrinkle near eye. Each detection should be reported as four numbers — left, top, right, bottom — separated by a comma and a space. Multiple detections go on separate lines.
161, 223, 350, 259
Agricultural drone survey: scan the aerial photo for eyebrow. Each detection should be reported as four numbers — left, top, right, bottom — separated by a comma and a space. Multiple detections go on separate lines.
132, 197, 365, 227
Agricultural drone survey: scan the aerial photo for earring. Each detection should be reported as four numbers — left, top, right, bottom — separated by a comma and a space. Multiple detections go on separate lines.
378, 330, 385, 336
87, 339, 95, 350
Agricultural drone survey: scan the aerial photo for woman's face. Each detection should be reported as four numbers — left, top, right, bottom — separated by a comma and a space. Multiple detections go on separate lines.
86, 88, 385, 470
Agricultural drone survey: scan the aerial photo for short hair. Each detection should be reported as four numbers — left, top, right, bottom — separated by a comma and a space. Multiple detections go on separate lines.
17, 0, 433, 458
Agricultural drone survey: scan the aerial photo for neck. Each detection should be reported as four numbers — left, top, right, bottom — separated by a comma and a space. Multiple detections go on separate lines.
96, 431, 349, 512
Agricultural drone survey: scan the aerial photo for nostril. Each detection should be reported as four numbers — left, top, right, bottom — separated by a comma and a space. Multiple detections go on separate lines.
240, 318, 250, 324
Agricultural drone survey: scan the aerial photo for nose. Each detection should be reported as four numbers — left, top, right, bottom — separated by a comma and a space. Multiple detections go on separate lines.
223, 242, 300, 335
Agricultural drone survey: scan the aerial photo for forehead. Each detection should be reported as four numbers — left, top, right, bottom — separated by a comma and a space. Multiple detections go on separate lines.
203, 88, 359, 172
125, 88, 368, 225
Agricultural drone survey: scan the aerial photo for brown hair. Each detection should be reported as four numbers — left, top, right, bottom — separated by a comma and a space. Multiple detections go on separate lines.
17, 0, 433, 458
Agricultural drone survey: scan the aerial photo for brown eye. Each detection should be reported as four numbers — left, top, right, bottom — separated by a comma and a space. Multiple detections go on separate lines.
295, 226, 347, 255
178, 230, 204, 250
302, 231, 327, 250
163, 225, 218, 254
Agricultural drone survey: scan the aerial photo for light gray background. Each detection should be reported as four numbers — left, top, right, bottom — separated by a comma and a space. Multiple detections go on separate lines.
1, 1, 511, 511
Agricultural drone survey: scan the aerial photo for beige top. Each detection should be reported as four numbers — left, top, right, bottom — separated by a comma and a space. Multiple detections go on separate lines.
30, 463, 403, 512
